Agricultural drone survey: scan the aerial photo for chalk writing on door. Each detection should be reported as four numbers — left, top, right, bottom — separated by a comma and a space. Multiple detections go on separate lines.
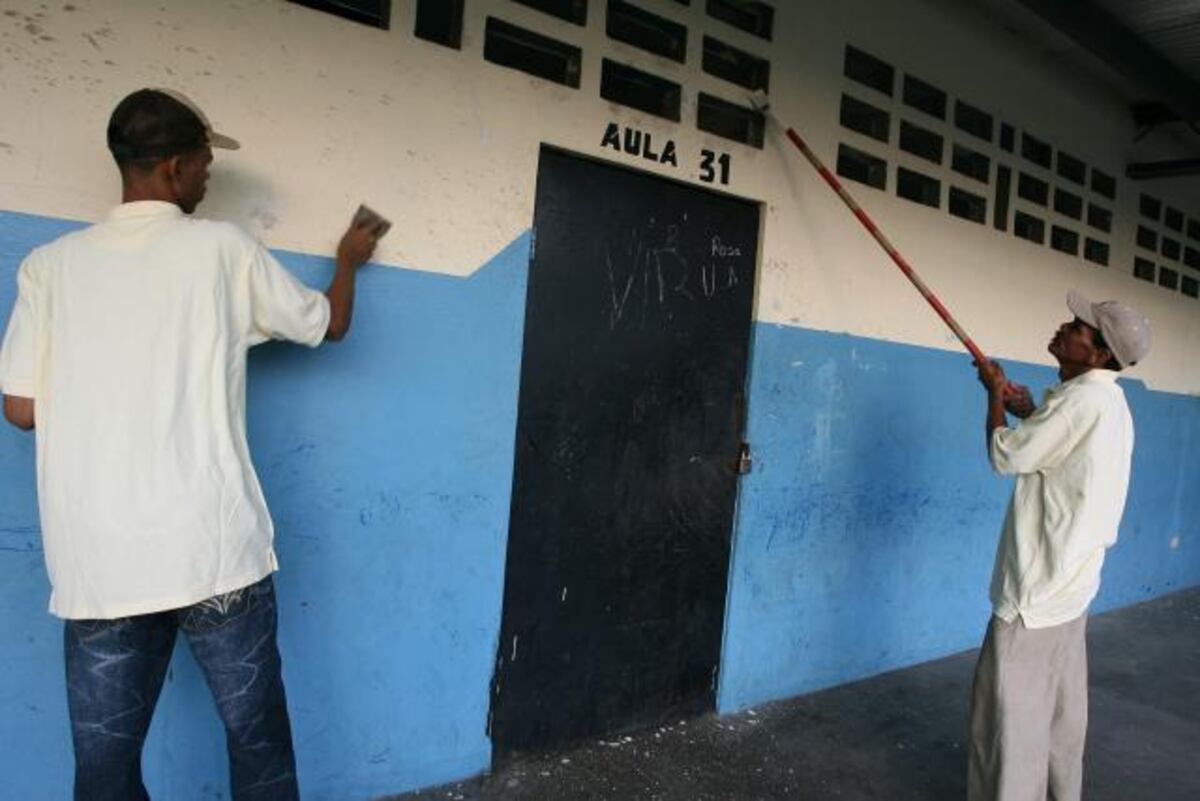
604, 225, 743, 330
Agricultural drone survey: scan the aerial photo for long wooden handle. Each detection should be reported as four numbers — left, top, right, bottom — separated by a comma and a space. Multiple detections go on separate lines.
780, 126, 988, 366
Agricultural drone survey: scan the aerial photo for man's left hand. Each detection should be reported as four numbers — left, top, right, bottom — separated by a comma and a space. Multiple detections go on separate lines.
337, 220, 381, 270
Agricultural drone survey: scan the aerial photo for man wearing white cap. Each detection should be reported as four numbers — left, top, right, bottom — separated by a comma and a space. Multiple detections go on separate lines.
969, 291, 1152, 801
0, 88, 382, 800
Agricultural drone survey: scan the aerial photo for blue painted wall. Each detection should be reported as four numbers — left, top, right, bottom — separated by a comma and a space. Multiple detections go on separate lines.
2, 210, 1198, 797
0, 211, 529, 800
717, 324, 1200, 711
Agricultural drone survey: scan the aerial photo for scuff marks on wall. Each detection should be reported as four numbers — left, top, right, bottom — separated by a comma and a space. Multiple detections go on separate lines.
0, 523, 42, 554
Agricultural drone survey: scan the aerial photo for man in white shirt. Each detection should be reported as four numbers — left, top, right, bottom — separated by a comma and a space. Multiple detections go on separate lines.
0, 89, 382, 800
969, 291, 1152, 801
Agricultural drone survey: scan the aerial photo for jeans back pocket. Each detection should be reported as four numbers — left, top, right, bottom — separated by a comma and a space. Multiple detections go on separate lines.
181, 577, 273, 633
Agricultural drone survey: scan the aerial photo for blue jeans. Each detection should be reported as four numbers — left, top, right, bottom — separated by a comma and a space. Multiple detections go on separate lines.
64, 576, 299, 801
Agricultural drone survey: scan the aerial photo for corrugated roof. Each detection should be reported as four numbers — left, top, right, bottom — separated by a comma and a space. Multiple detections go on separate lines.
1093, 0, 1200, 85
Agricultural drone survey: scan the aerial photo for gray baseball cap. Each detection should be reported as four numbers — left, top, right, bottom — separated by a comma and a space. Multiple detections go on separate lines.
107, 88, 239, 163
1067, 290, 1152, 368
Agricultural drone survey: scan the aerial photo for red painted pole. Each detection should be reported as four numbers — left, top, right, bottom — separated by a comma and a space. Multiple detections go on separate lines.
779, 126, 989, 367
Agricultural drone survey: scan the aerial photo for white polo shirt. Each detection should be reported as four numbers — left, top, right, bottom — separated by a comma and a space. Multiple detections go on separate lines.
988, 369, 1134, 628
0, 201, 330, 619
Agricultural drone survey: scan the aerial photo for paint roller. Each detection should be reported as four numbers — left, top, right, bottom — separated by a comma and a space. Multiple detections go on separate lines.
747, 89, 992, 370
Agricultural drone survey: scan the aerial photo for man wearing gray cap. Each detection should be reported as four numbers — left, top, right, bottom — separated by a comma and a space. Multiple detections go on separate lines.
969, 291, 1152, 801
0, 88, 382, 800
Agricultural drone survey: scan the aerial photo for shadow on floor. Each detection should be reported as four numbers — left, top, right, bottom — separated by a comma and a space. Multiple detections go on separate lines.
395, 588, 1200, 800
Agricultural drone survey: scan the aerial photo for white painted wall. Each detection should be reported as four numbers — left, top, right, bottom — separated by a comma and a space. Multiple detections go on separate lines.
2, 0, 1199, 391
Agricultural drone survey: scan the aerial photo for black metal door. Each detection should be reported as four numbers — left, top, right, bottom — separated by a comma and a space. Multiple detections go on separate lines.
491, 147, 760, 756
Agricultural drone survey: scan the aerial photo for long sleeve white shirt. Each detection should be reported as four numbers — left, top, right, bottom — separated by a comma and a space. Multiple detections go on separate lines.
988, 369, 1134, 628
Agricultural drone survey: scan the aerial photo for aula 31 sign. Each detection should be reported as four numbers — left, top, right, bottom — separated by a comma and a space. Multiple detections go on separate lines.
600, 122, 732, 186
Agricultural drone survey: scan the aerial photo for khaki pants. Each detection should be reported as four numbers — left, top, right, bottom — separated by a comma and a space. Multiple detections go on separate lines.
968, 614, 1088, 801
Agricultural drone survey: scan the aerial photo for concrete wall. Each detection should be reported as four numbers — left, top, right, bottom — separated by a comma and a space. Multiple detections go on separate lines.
1, 0, 1199, 797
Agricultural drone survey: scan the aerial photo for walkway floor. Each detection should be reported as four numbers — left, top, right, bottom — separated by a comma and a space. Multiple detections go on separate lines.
397, 588, 1200, 800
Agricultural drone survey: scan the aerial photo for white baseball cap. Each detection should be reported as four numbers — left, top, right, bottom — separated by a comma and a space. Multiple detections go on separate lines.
1066, 290, 1152, 368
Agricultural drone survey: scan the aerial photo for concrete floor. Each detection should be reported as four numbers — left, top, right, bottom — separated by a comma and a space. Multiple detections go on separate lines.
397, 588, 1200, 801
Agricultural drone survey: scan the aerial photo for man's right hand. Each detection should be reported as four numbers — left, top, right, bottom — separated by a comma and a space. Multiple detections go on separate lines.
325, 217, 384, 341
337, 220, 382, 270
1003, 384, 1036, 419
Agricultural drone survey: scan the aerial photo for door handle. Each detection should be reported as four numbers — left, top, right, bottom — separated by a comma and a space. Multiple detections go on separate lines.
731, 442, 752, 475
